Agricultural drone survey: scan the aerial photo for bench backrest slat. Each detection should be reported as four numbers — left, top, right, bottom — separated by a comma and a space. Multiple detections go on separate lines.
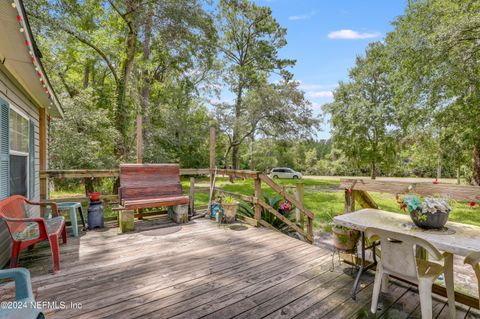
119, 164, 183, 202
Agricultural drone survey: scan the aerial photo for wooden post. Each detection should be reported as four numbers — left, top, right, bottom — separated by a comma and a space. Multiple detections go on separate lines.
344, 189, 355, 213
307, 216, 313, 244
209, 127, 216, 210
295, 183, 305, 228
254, 177, 262, 221
136, 115, 143, 163
189, 177, 195, 216
209, 126, 216, 187
39, 108, 48, 201
209, 127, 215, 171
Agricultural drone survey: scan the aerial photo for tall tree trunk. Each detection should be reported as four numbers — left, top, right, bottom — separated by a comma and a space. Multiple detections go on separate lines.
473, 145, 480, 186
83, 60, 91, 89
137, 5, 153, 163
370, 160, 376, 179
231, 82, 243, 169
115, 0, 138, 160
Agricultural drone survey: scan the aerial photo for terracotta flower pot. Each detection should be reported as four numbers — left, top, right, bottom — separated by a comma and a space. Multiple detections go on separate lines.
333, 226, 360, 252
88, 192, 102, 202
223, 203, 239, 223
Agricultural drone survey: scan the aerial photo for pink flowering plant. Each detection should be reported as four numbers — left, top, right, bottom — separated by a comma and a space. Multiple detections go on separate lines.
279, 201, 292, 212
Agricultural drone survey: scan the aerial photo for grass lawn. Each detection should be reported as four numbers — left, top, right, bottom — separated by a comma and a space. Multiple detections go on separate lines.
51, 176, 480, 231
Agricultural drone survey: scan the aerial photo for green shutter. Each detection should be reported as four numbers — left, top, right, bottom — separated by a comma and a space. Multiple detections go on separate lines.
29, 120, 35, 199
0, 100, 9, 199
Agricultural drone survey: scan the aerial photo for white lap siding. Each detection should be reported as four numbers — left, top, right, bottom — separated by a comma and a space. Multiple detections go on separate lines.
0, 67, 41, 268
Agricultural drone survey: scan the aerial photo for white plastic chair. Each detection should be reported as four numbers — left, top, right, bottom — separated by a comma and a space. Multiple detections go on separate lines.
464, 252, 480, 309
365, 227, 456, 319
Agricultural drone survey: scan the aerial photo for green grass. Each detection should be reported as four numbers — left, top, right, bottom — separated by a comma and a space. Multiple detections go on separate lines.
52, 176, 480, 231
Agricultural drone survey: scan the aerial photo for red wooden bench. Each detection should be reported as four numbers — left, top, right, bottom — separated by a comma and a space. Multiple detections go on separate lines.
119, 164, 189, 223
0, 195, 66, 273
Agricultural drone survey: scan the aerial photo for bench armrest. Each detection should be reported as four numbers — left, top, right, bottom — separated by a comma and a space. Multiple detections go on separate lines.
24, 199, 59, 217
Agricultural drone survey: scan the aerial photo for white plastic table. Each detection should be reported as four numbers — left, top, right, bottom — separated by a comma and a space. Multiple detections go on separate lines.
334, 209, 480, 256
333, 208, 480, 299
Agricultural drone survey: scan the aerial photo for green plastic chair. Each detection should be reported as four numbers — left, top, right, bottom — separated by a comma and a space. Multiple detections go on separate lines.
0, 268, 44, 319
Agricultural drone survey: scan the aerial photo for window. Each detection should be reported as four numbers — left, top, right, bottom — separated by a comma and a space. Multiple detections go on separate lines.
9, 108, 29, 197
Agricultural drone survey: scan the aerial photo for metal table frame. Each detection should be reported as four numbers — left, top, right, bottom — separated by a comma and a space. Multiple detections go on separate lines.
351, 231, 377, 300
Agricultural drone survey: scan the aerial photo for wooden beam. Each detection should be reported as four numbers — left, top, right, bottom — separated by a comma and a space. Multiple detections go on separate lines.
258, 199, 311, 242
209, 127, 215, 171
344, 189, 355, 213
295, 183, 305, 228
259, 174, 314, 219
189, 177, 195, 215
340, 178, 480, 202
39, 108, 47, 201
353, 190, 378, 209
254, 178, 262, 221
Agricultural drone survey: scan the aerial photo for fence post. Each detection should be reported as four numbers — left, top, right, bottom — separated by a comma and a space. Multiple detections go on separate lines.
344, 189, 355, 213
295, 183, 305, 229
254, 177, 262, 221
189, 177, 195, 216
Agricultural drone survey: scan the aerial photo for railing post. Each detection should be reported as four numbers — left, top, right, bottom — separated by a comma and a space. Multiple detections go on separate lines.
254, 177, 262, 221
344, 189, 355, 213
295, 183, 304, 229
189, 177, 195, 216
307, 216, 313, 244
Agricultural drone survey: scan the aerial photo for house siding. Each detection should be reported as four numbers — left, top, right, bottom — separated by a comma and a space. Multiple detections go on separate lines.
0, 68, 42, 267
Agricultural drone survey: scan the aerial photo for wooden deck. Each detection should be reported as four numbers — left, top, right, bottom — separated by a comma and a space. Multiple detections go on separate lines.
4, 216, 480, 319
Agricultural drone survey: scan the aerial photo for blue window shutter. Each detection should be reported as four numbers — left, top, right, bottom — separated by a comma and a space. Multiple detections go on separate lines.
29, 119, 35, 199
0, 100, 9, 200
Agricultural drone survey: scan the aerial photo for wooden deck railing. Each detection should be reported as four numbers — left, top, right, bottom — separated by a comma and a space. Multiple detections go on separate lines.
40, 168, 314, 243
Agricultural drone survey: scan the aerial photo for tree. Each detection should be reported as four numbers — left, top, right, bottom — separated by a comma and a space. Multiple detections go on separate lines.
386, 0, 480, 184
325, 42, 397, 179
216, 0, 295, 168
215, 80, 319, 169
27, 0, 217, 165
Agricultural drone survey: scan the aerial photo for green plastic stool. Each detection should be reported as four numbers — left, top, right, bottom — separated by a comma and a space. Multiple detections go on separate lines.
55, 202, 87, 237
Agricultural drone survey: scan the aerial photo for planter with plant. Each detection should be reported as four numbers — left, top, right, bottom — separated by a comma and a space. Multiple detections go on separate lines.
332, 224, 360, 252
397, 195, 451, 229
325, 211, 360, 252
222, 196, 239, 223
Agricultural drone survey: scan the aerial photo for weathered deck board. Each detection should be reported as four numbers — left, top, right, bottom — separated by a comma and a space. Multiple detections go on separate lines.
1, 216, 478, 319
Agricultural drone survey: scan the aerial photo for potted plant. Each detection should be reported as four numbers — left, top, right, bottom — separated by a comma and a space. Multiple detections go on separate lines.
222, 196, 239, 223
324, 211, 360, 252
397, 195, 452, 229
332, 224, 360, 252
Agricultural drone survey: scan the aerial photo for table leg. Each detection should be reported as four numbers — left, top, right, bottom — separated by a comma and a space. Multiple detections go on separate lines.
351, 231, 377, 300
78, 206, 87, 230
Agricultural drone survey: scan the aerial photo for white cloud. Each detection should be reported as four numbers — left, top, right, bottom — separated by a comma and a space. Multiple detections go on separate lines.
308, 91, 333, 98
328, 29, 381, 40
288, 10, 316, 21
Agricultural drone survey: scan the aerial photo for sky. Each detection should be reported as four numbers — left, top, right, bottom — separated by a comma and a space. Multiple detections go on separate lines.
216, 0, 407, 139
